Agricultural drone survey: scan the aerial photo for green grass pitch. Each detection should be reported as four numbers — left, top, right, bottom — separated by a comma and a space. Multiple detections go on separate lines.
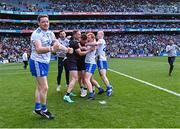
0, 57, 179, 128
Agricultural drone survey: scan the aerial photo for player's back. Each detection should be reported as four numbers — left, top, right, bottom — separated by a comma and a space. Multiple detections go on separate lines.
66, 39, 79, 63
97, 39, 107, 61
166, 44, 177, 57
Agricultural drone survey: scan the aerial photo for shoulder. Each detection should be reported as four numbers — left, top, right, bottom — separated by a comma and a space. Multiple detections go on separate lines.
31, 28, 42, 39
98, 39, 106, 44
69, 40, 73, 44
48, 30, 54, 35
65, 38, 70, 42
34, 28, 42, 35
47, 31, 55, 38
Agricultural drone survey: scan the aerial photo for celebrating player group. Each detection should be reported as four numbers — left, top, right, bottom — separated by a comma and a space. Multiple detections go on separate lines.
29, 15, 112, 119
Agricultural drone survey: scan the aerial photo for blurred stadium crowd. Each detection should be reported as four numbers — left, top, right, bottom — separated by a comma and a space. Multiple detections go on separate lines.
0, 34, 179, 63
0, 0, 179, 13
0, 23, 179, 30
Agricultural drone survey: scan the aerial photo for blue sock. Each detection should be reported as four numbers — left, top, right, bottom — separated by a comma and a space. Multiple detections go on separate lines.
41, 104, 47, 112
107, 85, 112, 90
98, 87, 103, 91
89, 92, 94, 97
35, 102, 41, 110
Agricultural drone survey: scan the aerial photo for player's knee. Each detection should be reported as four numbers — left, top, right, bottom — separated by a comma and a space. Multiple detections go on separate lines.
75, 77, 79, 81
72, 76, 78, 82
99, 71, 103, 76
84, 78, 89, 84
42, 85, 48, 93
101, 73, 106, 79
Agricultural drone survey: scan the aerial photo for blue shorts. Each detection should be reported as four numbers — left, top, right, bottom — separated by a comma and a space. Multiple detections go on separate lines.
29, 59, 49, 77
97, 60, 108, 70
85, 63, 96, 74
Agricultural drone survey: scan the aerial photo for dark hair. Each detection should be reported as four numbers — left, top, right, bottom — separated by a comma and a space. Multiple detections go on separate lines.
72, 30, 80, 36
37, 15, 49, 22
81, 33, 87, 40
59, 30, 65, 33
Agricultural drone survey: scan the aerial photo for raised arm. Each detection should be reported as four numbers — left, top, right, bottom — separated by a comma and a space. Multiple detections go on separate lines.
85, 39, 104, 46
54, 39, 73, 54
75, 47, 92, 56
175, 45, 180, 51
78, 43, 87, 51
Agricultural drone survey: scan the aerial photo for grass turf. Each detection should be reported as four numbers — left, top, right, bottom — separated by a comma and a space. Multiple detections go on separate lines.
0, 57, 179, 128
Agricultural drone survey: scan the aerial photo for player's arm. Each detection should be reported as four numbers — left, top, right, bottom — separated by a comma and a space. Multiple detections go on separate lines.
175, 45, 180, 51
34, 40, 53, 54
85, 39, 103, 46
34, 39, 72, 54
33, 32, 59, 54
85, 42, 98, 46
52, 39, 67, 51
78, 43, 87, 51
52, 37, 73, 54
75, 48, 90, 56
85, 41, 99, 46
75, 46, 95, 56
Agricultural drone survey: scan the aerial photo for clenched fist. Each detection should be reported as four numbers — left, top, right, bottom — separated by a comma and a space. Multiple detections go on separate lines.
52, 42, 61, 52
67, 47, 73, 54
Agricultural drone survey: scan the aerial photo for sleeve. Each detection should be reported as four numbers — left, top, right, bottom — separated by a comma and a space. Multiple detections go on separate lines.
174, 45, 180, 51
50, 32, 57, 45
166, 46, 170, 52
66, 39, 70, 47
31, 32, 41, 43
51, 32, 56, 41
98, 39, 105, 45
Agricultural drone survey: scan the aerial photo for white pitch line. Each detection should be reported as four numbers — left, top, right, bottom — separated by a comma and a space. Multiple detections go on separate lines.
108, 68, 180, 97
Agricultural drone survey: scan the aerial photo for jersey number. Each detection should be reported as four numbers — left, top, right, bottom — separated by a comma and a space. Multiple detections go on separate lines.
103, 47, 106, 52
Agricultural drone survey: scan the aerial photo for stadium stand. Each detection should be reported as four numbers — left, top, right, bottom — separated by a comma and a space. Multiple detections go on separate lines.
0, 0, 179, 63
0, 0, 179, 13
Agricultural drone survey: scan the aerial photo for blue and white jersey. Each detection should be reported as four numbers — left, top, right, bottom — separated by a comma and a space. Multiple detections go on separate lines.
97, 39, 107, 61
85, 46, 96, 64
166, 44, 180, 57
56, 38, 70, 58
30, 27, 56, 64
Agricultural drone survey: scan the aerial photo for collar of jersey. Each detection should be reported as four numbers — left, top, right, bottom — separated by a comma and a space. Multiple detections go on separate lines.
38, 27, 49, 34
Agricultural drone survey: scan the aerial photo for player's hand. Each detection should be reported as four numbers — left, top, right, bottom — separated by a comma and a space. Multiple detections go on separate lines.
90, 46, 96, 51
66, 35, 71, 39
67, 47, 73, 54
81, 46, 87, 51
52, 42, 60, 52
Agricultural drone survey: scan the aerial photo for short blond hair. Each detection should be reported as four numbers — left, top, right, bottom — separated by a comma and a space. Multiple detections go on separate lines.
87, 32, 95, 40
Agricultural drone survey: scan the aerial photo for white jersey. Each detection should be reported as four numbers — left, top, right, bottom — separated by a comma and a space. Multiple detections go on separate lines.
30, 27, 56, 64
97, 39, 107, 61
85, 46, 96, 64
166, 44, 179, 57
22, 52, 28, 61
56, 38, 69, 58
